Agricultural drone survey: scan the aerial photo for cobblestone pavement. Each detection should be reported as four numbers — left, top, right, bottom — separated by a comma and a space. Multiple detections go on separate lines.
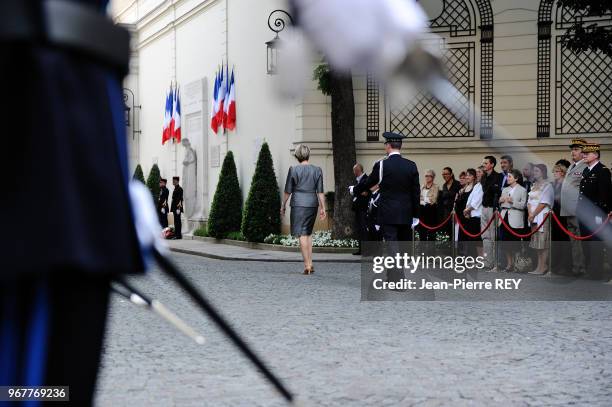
96, 253, 612, 406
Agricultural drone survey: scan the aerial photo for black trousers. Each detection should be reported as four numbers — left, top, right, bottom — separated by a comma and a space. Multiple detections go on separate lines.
382, 224, 413, 242
174, 211, 182, 238
355, 209, 368, 246
159, 209, 168, 228
0, 272, 111, 404
579, 220, 607, 280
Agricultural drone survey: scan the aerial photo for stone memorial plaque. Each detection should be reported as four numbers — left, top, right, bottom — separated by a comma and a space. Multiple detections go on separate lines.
210, 145, 220, 168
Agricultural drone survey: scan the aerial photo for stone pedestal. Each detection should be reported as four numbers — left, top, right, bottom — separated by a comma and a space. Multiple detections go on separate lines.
181, 77, 209, 230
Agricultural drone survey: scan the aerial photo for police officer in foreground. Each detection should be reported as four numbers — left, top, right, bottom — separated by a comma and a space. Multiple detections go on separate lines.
353, 132, 420, 241
576, 143, 612, 281
159, 178, 170, 228
1, 0, 144, 403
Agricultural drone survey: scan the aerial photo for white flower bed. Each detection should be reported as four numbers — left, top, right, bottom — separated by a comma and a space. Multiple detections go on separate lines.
264, 231, 358, 248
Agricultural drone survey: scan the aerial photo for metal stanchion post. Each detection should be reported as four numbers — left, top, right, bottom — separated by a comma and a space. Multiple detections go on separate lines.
494, 211, 498, 270
548, 213, 553, 277
451, 211, 456, 259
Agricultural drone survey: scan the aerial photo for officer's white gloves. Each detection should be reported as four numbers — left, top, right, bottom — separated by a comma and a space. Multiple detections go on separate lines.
348, 185, 355, 196
595, 216, 602, 225
412, 218, 420, 229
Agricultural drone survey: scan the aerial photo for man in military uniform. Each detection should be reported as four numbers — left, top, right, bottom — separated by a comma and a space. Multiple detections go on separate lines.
560, 138, 588, 276
353, 132, 420, 242
171, 176, 184, 239
1, 0, 143, 403
576, 143, 612, 280
158, 178, 170, 228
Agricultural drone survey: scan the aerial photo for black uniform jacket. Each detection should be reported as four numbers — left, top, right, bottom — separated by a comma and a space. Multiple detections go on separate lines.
354, 154, 420, 225
158, 186, 169, 210
577, 162, 611, 216
352, 173, 370, 212
171, 186, 184, 212
5, 0, 143, 277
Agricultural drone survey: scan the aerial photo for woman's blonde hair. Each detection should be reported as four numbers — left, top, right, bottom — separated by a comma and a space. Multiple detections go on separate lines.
553, 163, 568, 176
294, 144, 311, 162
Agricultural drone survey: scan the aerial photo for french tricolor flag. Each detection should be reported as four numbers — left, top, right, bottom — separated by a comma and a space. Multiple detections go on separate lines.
171, 87, 181, 142
210, 70, 221, 133
214, 65, 227, 132
224, 68, 236, 131
162, 88, 172, 144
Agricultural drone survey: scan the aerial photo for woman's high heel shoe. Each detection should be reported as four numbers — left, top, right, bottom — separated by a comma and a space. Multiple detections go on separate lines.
303, 267, 312, 275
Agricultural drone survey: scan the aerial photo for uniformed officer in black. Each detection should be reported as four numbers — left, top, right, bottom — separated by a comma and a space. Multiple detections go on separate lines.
158, 178, 170, 228
354, 132, 420, 241
1, 0, 143, 403
576, 143, 612, 280
171, 176, 184, 239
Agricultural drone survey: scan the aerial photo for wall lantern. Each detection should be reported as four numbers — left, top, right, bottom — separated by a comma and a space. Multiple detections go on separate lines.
122, 88, 142, 139
266, 9, 293, 75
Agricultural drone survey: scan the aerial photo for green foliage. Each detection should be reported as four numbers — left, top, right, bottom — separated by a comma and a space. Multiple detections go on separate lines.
133, 164, 145, 183
193, 225, 208, 237
556, 0, 612, 56
313, 63, 332, 96
208, 151, 243, 238
241, 143, 281, 242
226, 231, 246, 241
146, 164, 161, 201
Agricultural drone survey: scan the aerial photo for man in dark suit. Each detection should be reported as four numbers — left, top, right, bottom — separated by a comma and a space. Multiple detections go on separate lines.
576, 143, 612, 280
354, 132, 420, 241
171, 176, 184, 239
158, 178, 170, 228
349, 163, 369, 255
481, 155, 501, 270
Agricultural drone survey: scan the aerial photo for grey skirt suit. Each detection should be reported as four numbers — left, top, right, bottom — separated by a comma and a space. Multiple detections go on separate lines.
284, 164, 324, 237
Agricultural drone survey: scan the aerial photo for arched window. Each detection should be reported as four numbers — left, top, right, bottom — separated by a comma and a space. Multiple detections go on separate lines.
537, 1, 612, 137
366, 0, 494, 140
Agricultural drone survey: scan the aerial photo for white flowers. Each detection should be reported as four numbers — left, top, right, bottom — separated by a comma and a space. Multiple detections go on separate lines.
264, 231, 358, 248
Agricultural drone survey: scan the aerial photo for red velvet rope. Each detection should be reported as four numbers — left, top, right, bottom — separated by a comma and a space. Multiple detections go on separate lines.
454, 212, 496, 238
497, 211, 550, 238
418, 212, 453, 231
550, 212, 611, 240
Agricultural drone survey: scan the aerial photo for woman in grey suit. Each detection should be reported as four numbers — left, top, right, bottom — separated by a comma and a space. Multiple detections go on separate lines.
281, 145, 327, 274
499, 169, 527, 272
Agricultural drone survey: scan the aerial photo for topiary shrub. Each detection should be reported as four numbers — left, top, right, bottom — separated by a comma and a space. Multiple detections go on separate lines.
146, 163, 161, 201
133, 164, 145, 183
208, 151, 242, 238
241, 143, 281, 242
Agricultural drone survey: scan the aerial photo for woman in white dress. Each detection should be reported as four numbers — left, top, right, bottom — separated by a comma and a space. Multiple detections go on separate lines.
527, 164, 554, 275
499, 170, 527, 272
